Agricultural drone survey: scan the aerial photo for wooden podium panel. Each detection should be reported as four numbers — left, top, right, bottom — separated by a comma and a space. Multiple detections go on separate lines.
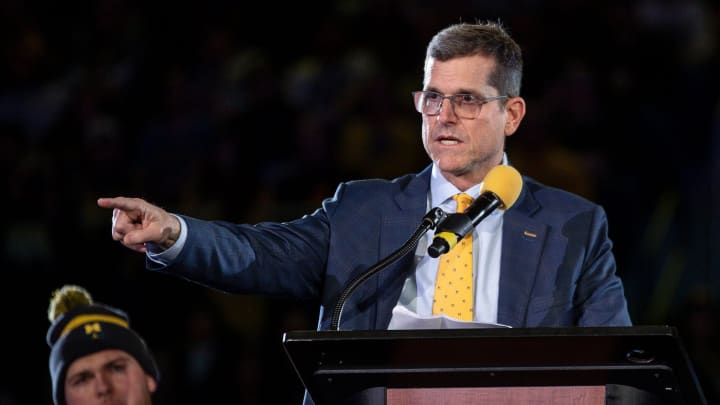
386, 386, 605, 405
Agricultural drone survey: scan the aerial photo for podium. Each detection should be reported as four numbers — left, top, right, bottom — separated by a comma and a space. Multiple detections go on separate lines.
282, 326, 706, 404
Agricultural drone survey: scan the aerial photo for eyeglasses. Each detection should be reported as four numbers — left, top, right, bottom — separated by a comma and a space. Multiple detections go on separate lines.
412, 91, 508, 119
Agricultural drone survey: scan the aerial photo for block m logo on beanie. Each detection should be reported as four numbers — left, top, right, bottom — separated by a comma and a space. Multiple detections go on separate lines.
84, 322, 102, 338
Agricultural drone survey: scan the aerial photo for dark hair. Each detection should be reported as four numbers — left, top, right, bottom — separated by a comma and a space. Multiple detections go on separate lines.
425, 21, 523, 97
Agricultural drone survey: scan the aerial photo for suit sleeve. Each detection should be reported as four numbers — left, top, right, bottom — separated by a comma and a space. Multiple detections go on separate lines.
146, 206, 332, 301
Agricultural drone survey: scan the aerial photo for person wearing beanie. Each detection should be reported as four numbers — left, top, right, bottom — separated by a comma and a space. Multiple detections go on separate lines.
47, 285, 160, 405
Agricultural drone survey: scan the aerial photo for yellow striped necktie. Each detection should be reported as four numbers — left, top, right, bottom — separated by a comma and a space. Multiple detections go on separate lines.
432, 193, 474, 321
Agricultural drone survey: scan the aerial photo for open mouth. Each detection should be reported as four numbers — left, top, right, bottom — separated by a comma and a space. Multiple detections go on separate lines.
437, 135, 462, 145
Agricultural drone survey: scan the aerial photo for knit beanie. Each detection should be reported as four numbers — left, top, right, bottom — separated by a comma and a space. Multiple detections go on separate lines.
46, 285, 160, 405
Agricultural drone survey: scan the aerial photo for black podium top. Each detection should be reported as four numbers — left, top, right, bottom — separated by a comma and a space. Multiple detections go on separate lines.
283, 326, 706, 404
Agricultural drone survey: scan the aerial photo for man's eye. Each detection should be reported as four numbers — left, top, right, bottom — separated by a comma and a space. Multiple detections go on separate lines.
70, 374, 91, 386
426, 92, 441, 100
459, 94, 477, 103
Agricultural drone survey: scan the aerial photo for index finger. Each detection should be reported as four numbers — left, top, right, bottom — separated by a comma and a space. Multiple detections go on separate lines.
97, 197, 144, 211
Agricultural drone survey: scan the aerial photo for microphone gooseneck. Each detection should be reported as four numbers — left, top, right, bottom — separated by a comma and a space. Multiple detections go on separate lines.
330, 207, 447, 331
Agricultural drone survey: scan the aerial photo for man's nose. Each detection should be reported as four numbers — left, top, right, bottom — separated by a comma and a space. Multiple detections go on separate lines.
436, 98, 458, 122
95, 373, 113, 396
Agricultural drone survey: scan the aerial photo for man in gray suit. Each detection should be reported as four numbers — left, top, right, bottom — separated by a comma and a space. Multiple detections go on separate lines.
98, 21, 630, 331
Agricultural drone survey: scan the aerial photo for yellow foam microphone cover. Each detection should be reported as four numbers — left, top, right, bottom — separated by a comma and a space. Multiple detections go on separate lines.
481, 165, 523, 210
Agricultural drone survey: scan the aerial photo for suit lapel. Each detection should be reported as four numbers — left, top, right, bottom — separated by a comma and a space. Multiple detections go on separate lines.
380, 165, 432, 258
374, 166, 432, 328
497, 180, 548, 327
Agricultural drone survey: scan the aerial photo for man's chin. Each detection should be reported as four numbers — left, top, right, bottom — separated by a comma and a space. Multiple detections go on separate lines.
435, 159, 469, 175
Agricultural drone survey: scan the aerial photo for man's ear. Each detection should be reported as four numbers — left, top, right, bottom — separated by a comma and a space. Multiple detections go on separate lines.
504, 96, 526, 136
146, 375, 157, 393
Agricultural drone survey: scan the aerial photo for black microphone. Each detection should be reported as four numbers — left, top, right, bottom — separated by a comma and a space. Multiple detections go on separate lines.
427, 165, 523, 258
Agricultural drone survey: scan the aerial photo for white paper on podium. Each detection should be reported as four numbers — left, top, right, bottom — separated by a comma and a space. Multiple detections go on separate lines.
387, 305, 511, 330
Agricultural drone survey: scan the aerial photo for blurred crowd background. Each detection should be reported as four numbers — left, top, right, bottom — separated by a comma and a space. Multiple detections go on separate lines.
1, 0, 719, 404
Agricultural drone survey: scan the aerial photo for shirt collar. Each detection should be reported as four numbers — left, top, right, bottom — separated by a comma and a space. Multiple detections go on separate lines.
430, 152, 509, 207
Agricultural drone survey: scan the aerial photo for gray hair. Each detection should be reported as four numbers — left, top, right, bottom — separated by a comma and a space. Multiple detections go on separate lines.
425, 21, 523, 97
